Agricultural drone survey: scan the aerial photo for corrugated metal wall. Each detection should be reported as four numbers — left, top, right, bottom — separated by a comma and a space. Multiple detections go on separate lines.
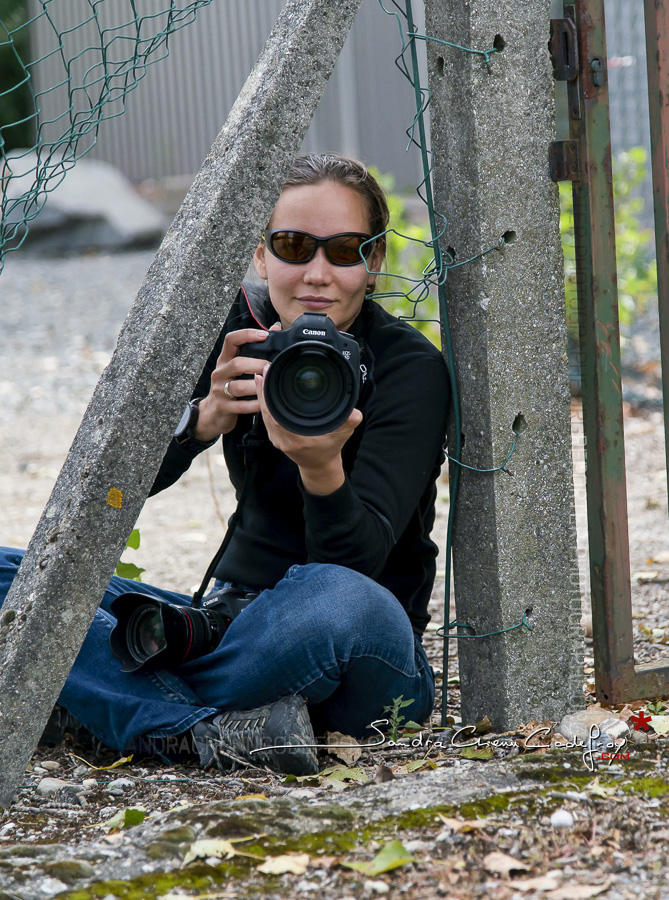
28, 0, 425, 189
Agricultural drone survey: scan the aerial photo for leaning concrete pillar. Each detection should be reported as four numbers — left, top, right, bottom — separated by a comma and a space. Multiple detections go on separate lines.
425, 0, 583, 729
0, 0, 363, 807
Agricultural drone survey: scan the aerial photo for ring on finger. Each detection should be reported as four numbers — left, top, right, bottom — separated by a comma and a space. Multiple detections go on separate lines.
223, 380, 235, 400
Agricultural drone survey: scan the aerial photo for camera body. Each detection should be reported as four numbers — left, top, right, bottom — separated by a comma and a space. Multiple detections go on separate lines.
241, 312, 360, 436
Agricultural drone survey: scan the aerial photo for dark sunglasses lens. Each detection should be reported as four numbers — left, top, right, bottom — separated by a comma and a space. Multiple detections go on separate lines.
327, 235, 369, 265
271, 231, 315, 262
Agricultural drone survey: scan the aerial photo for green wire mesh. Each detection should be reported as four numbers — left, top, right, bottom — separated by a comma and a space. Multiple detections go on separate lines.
0, 0, 214, 271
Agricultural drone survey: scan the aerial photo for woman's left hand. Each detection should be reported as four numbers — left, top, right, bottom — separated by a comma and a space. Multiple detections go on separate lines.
255, 367, 362, 496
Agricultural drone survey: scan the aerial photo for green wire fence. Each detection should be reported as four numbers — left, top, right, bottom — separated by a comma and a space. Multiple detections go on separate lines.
0, 0, 214, 270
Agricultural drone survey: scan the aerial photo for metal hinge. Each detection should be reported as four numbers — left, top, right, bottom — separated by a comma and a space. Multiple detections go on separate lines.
549, 140, 581, 182
549, 17, 579, 82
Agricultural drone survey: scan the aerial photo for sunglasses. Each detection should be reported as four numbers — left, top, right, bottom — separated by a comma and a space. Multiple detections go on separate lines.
263, 229, 375, 266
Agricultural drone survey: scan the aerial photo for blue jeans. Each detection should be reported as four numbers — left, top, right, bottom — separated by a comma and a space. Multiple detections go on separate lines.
0, 548, 434, 752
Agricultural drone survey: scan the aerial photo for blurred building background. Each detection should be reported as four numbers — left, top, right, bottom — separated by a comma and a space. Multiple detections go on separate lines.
21, 0, 655, 207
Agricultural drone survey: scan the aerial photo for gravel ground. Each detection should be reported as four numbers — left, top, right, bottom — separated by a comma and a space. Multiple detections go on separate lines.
1, 249, 669, 899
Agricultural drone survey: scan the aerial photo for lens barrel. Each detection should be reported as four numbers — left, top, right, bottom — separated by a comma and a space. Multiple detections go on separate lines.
109, 593, 230, 673
265, 342, 358, 436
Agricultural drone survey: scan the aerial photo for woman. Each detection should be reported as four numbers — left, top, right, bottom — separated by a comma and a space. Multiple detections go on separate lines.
0, 154, 449, 776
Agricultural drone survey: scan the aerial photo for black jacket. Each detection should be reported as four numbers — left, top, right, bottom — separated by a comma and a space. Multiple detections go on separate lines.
151, 284, 450, 635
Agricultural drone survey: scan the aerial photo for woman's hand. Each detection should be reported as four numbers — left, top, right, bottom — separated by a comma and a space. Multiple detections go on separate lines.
194, 329, 270, 441
255, 367, 363, 495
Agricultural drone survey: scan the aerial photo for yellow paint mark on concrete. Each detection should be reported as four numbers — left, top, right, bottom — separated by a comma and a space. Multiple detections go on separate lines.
106, 488, 123, 509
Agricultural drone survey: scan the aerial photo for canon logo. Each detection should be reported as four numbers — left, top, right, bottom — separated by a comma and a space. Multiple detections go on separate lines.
303, 329, 326, 336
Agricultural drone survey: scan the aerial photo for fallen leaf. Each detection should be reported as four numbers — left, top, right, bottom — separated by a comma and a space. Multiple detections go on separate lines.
235, 793, 268, 801
393, 759, 437, 775
341, 840, 414, 876
509, 875, 561, 891
483, 851, 530, 876
584, 778, 621, 801
257, 852, 310, 875
310, 855, 339, 869
474, 715, 494, 734
460, 745, 494, 760
102, 807, 146, 831
326, 731, 362, 765
182, 837, 264, 867
70, 753, 133, 770
545, 880, 611, 899
320, 765, 369, 784
649, 715, 669, 735
437, 814, 491, 834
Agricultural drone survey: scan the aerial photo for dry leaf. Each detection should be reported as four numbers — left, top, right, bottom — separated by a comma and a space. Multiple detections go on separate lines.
483, 851, 530, 876
182, 837, 264, 867
326, 731, 361, 765
310, 855, 339, 869
437, 814, 491, 834
474, 714, 494, 734
235, 793, 268, 801
545, 879, 611, 899
649, 715, 669, 735
69, 753, 133, 770
509, 875, 561, 892
257, 852, 310, 875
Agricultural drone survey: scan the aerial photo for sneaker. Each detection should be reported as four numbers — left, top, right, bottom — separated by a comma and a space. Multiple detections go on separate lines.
191, 695, 319, 776
39, 704, 105, 754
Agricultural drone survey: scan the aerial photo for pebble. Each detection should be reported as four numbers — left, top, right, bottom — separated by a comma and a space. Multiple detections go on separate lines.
37, 777, 71, 797
630, 729, 649, 744
98, 806, 119, 819
289, 789, 317, 801
364, 880, 390, 895
107, 777, 135, 796
82, 778, 98, 790
0, 823, 16, 836
550, 809, 575, 829
41, 760, 61, 772
404, 838, 430, 852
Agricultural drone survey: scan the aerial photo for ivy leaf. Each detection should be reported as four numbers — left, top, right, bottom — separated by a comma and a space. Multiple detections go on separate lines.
342, 840, 414, 876
114, 562, 145, 581
126, 528, 141, 550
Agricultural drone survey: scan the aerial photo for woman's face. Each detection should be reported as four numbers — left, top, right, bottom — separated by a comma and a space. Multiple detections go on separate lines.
254, 181, 385, 333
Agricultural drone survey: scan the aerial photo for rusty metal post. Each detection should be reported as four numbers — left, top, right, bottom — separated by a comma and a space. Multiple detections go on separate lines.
646, 0, 669, 499
562, 0, 634, 703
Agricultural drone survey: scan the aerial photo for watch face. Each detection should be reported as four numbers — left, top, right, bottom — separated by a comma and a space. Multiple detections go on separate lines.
175, 404, 191, 438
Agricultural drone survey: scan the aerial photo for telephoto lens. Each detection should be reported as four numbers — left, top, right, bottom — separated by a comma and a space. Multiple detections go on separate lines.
109, 588, 255, 673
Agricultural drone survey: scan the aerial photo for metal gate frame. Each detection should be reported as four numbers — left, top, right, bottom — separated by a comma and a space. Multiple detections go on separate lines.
550, 0, 669, 704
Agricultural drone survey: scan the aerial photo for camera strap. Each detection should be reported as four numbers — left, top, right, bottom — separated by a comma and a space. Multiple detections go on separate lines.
191, 416, 265, 608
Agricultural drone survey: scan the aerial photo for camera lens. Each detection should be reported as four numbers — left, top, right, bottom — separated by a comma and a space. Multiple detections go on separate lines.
265, 344, 358, 436
130, 607, 167, 658
293, 364, 328, 401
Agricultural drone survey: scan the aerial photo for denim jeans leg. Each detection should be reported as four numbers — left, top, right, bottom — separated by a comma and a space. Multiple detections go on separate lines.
0, 547, 218, 753
178, 563, 435, 739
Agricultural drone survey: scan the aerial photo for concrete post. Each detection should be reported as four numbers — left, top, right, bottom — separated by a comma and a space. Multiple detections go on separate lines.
424, 0, 583, 729
0, 0, 363, 807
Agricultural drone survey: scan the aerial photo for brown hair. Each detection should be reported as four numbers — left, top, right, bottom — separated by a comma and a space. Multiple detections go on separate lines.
277, 153, 389, 247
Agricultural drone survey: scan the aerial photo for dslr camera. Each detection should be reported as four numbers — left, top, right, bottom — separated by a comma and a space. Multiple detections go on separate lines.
242, 312, 360, 436
109, 586, 257, 673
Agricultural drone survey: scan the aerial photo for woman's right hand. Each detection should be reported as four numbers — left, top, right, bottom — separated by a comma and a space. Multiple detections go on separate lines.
193, 329, 270, 441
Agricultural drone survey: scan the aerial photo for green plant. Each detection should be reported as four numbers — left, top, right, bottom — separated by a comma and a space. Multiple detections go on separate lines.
114, 528, 145, 582
647, 700, 665, 716
382, 695, 418, 742
369, 168, 440, 347
560, 146, 657, 341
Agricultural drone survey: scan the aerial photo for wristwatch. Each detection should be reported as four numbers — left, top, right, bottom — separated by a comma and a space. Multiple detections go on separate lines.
174, 398, 216, 448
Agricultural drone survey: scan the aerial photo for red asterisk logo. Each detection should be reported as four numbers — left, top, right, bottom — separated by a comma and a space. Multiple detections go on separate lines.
630, 710, 652, 732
